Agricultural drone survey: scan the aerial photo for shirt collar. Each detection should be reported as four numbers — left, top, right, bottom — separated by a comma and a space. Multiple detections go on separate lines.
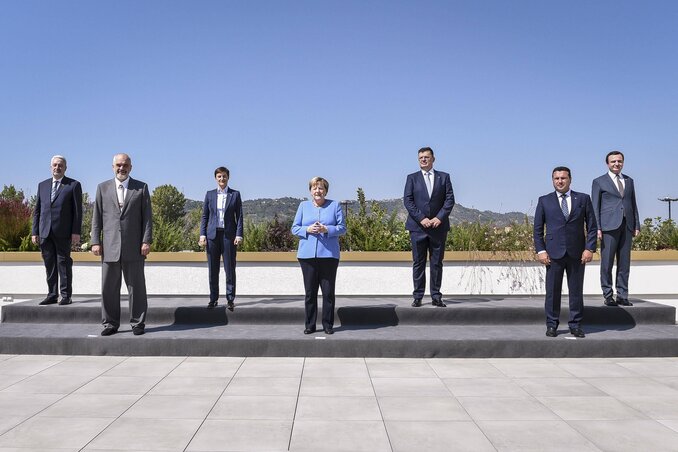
421, 168, 435, 176
608, 170, 623, 179
52, 177, 64, 183
217, 186, 228, 194
556, 189, 572, 198
115, 177, 130, 189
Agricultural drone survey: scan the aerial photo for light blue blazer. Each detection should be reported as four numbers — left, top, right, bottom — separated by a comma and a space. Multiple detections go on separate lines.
291, 199, 346, 259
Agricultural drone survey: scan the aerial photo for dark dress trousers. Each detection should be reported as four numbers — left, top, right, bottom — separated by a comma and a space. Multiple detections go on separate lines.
591, 174, 640, 300
200, 188, 244, 302
91, 178, 152, 330
32, 176, 83, 300
534, 190, 597, 329
403, 170, 455, 300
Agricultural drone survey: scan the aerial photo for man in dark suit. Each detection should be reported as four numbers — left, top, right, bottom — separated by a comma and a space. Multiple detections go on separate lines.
91, 153, 152, 336
199, 166, 244, 310
404, 147, 455, 307
591, 150, 640, 307
31, 155, 83, 305
534, 166, 597, 338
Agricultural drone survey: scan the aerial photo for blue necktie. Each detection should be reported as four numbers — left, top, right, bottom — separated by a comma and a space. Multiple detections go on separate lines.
560, 194, 569, 219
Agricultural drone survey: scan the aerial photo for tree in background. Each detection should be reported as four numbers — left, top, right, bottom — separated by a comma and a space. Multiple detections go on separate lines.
0, 185, 25, 202
0, 185, 33, 251
151, 184, 186, 224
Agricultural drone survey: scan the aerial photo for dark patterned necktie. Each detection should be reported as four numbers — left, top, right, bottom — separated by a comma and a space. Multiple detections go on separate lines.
616, 175, 624, 197
50, 180, 58, 202
560, 194, 569, 218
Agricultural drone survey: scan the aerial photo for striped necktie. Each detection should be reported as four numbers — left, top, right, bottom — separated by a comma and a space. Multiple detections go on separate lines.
560, 194, 569, 218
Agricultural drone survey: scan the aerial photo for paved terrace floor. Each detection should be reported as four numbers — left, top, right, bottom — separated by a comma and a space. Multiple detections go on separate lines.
3, 354, 678, 451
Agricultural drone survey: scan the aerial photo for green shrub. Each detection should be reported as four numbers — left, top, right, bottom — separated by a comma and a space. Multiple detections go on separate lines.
0, 199, 32, 251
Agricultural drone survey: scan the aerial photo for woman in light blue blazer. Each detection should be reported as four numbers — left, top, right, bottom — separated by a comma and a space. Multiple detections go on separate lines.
291, 177, 346, 334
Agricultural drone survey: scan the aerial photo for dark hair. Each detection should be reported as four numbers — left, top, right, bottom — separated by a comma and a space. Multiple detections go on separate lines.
418, 147, 434, 156
606, 150, 624, 164
552, 166, 571, 178
214, 166, 230, 178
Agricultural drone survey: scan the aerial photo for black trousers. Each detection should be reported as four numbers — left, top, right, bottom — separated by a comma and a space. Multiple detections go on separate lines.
409, 230, 447, 300
544, 253, 585, 329
206, 229, 237, 302
298, 258, 339, 330
39, 233, 73, 300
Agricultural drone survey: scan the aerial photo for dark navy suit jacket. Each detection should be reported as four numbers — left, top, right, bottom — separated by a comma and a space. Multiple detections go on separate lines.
32, 176, 83, 239
403, 170, 455, 237
533, 190, 597, 259
200, 188, 244, 240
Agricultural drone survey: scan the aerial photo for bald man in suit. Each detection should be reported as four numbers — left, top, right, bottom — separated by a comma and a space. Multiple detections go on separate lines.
91, 153, 152, 336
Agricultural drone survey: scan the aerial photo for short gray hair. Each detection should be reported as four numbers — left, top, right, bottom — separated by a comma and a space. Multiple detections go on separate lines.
51, 155, 67, 165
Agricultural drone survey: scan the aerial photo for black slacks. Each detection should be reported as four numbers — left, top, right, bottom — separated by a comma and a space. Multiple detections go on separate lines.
39, 233, 73, 300
409, 230, 447, 300
206, 229, 237, 302
298, 258, 339, 330
544, 253, 585, 329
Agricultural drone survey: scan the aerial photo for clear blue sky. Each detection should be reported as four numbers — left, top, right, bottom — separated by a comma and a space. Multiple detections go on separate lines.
1, 0, 677, 219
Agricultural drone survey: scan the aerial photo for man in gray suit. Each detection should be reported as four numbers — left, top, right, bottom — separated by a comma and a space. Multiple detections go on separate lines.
591, 150, 640, 307
91, 153, 153, 336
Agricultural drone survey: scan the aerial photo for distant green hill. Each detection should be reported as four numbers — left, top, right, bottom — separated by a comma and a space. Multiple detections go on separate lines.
185, 197, 530, 226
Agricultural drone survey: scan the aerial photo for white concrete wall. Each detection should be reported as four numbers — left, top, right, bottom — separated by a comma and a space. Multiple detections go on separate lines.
1, 260, 676, 297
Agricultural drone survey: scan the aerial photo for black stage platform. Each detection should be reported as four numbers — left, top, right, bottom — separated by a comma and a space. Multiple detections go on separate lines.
1, 296, 677, 357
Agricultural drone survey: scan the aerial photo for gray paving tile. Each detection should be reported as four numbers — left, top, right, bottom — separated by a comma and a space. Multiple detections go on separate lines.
121, 394, 218, 419
426, 358, 506, 378
0, 448, 80, 452
187, 419, 292, 451
167, 357, 243, 378
290, 420, 390, 452
0, 357, 65, 376
458, 396, 560, 421
103, 357, 185, 377
86, 417, 202, 451
296, 396, 381, 420
75, 375, 163, 395
652, 376, 678, 392
618, 396, 678, 420
302, 358, 369, 378
659, 419, 678, 433
617, 359, 678, 377
443, 378, 529, 397
515, 377, 607, 397
378, 396, 470, 421
0, 417, 26, 436
537, 396, 646, 420
0, 375, 27, 391
1, 373, 94, 394
36, 393, 140, 418
209, 395, 297, 420
477, 420, 601, 451
148, 376, 228, 397
37, 358, 121, 377
299, 377, 374, 397
235, 357, 304, 378
570, 419, 678, 452
366, 358, 437, 378
550, 358, 639, 378
0, 417, 112, 449
490, 358, 574, 378
223, 377, 300, 396
586, 377, 678, 398
371, 377, 450, 397
386, 420, 495, 452
0, 393, 63, 416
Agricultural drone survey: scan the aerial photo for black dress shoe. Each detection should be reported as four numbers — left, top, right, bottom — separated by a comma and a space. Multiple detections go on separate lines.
432, 299, 447, 307
132, 326, 145, 336
604, 297, 618, 306
58, 298, 72, 305
324, 327, 334, 335
617, 298, 633, 306
39, 297, 58, 305
101, 326, 117, 336
227, 301, 235, 311
411, 299, 422, 307
207, 300, 218, 309
303, 328, 316, 334
546, 327, 558, 337
569, 327, 585, 338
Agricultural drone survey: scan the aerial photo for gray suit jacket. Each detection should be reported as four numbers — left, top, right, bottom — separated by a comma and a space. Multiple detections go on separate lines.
91, 178, 153, 262
591, 173, 640, 232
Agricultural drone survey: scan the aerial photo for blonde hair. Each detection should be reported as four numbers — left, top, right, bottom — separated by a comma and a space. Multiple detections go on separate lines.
308, 176, 329, 192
